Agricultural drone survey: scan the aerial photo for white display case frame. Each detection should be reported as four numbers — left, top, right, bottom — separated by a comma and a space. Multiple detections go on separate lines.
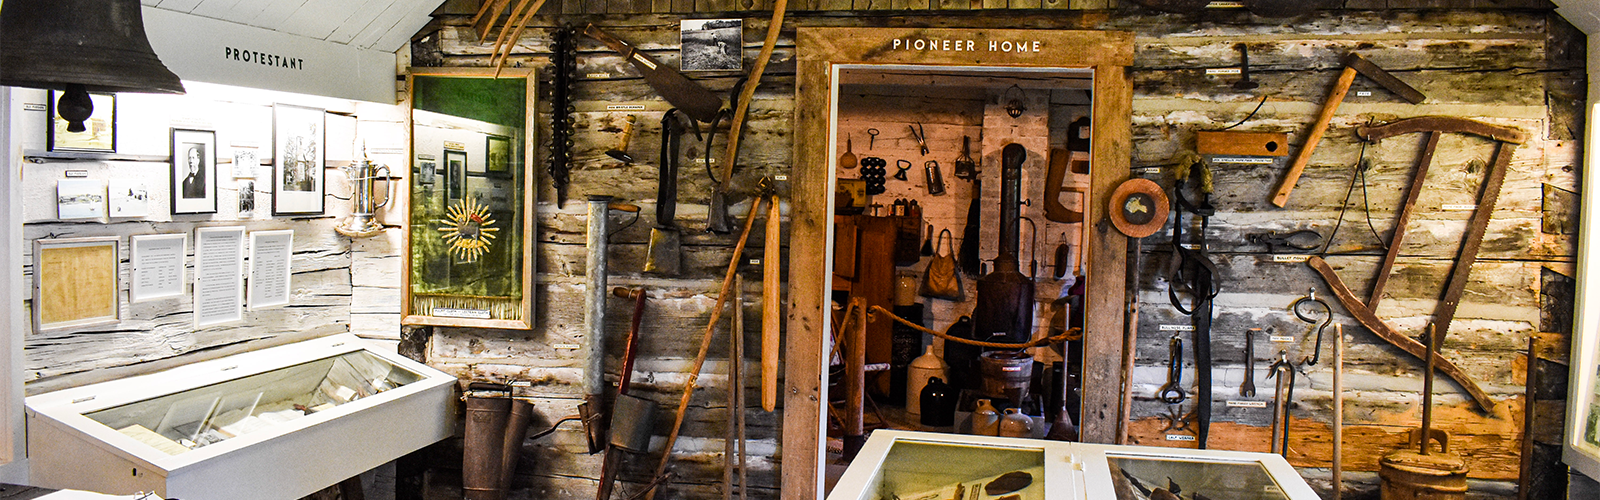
1567, 99, 1600, 481
828, 430, 1320, 500
25, 334, 456, 500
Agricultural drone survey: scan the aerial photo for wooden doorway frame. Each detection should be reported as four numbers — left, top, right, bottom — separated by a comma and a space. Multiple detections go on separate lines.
784, 27, 1135, 499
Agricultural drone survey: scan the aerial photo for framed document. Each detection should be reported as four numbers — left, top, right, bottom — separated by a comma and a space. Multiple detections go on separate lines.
47, 91, 116, 153
193, 226, 245, 328
130, 233, 187, 303
33, 236, 120, 333
247, 230, 293, 310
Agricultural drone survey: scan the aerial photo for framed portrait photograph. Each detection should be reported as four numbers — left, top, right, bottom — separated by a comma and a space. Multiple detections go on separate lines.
33, 236, 121, 333
486, 135, 511, 177
47, 91, 116, 153
272, 103, 326, 215
170, 128, 218, 215
445, 149, 467, 201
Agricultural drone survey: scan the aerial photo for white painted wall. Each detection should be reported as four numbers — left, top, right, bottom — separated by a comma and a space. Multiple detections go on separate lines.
0, 86, 30, 483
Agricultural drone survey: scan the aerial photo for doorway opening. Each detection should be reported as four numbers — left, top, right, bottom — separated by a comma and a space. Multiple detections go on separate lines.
824, 64, 1096, 460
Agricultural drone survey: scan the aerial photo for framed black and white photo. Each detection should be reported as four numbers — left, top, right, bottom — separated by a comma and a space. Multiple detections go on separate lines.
486, 135, 511, 177
238, 179, 256, 216
445, 150, 467, 201
47, 91, 116, 153
419, 159, 437, 185
680, 19, 743, 71
272, 103, 326, 215
170, 128, 218, 215
56, 179, 106, 220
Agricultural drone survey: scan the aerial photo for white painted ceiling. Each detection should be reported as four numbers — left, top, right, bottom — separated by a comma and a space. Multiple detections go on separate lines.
1555, 0, 1600, 34
138, 0, 442, 53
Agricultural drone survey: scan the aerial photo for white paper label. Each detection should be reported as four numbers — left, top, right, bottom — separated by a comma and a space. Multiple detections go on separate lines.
23, 103, 46, 112
63, 170, 89, 178
1270, 335, 1295, 343
435, 307, 491, 319
633, 53, 658, 70
553, 343, 581, 350
1355, 91, 1373, 97
1442, 204, 1477, 211
775, 174, 789, 181
607, 104, 647, 111
1205, 68, 1242, 75
1166, 434, 1197, 441
1209, 156, 1275, 164
1205, 1, 1245, 7
1160, 324, 1196, 331
1227, 400, 1269, 408
586, 73, 611, 79
1272, 254, 1310, 263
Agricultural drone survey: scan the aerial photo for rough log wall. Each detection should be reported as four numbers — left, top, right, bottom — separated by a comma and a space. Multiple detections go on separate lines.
412, 6, 1581, 500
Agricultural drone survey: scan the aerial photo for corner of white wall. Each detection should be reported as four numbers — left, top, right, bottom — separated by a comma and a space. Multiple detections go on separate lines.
0, 86, 31, 483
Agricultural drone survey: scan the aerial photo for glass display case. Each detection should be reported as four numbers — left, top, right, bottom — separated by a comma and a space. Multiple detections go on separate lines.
828, 430, 1319, 500
25, 334, 456, 500
1567, 104, 1600, 481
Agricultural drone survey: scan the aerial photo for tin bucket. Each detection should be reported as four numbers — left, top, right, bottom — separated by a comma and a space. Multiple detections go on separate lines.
609, 392, 657, 452
979, 350, 1034, 403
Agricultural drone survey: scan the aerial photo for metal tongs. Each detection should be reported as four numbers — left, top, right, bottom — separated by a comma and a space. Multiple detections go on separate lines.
909, 122, 928, 156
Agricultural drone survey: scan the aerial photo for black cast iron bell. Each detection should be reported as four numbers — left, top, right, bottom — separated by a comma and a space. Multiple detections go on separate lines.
0, 0, 185, 131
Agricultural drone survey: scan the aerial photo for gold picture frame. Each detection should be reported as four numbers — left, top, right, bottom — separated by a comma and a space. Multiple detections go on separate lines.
402, 68, 537, 329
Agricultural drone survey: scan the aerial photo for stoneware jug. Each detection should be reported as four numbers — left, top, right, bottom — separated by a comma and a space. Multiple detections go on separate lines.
920, 377, 955, 427
906, 346, 947, 415
999, 407, 1034, 438
972, 399, 1001, 436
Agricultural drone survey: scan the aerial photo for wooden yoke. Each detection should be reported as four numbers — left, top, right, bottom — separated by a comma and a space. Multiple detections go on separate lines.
1270, 53, 1425, 208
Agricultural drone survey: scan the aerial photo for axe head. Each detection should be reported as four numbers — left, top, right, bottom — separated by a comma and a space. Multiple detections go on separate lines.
1343, 53, 1426, 105
706, 190, 735, 234
644, 226, 682, 275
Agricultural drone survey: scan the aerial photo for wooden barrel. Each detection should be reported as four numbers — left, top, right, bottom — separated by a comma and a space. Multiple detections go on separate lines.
979, 350, 1034, 403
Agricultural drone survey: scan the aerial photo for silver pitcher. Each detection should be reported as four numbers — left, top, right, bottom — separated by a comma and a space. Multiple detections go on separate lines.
335, 153, 394, 238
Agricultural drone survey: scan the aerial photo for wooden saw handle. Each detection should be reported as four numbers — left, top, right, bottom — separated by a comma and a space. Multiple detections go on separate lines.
762, 195, 781, 411
1270, 65, 1357, 208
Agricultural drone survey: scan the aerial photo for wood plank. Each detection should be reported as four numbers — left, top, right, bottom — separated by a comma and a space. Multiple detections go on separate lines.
1079, 64, 1132, 444
783, 53, 830, 500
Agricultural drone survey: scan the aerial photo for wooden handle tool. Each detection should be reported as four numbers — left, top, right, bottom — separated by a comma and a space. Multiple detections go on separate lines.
762, 194, 781, 411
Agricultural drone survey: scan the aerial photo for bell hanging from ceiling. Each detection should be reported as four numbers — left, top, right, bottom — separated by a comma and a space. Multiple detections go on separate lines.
0, 0, 185, 132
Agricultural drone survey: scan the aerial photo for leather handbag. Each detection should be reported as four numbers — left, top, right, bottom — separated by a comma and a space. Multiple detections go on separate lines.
921, 229, 963, 300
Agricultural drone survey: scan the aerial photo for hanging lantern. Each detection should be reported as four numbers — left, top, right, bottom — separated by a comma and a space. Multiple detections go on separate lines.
0, 0, 185, 131
1003, 84, 1026, 119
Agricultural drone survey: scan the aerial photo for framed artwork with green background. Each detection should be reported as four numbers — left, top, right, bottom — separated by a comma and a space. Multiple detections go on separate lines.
402, 69, 536, 329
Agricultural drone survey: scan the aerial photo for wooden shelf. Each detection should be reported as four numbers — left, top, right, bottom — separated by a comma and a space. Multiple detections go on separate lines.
23, 150, 169, 164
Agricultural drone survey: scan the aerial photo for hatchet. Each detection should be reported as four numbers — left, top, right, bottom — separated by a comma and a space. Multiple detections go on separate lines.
1269, 53, 1425, 208
645, 110, 685, 275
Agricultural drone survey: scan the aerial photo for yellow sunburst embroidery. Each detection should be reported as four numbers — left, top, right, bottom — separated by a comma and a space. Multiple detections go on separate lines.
437, 197, 498, 262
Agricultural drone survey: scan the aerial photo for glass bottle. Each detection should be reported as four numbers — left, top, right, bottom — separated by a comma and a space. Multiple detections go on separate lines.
920, 377, 955, 427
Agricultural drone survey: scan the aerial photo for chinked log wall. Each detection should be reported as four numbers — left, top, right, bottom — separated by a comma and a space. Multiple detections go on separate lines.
409, 2, 1582, 498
